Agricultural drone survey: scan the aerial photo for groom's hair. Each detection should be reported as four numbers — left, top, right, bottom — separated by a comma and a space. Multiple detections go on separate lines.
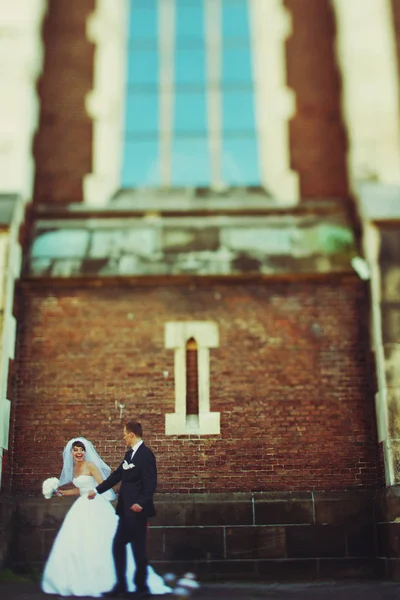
125, 420, 143, 438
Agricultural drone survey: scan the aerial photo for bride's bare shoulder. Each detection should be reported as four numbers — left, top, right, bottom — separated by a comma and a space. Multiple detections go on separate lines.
87, 461, 101, 474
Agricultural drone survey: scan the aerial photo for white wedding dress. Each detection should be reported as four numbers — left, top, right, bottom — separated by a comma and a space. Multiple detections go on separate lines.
41, 475, 171, 597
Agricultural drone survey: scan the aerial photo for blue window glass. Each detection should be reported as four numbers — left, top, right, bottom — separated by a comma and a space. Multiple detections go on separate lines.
222, 47, 253, 84
221, 0, 260, 185
122, 140, 160, 188
122, 0, 261, 190
128, 0, 158, 41
174, 47, 207, 86
222, 137, 260, 186
222, 0, 250, 40
175, 0, 205, 42
171, 0, 210, 187
174, 91, 207, 135
126, 49, 158, 86
124, 93, 159, 136
122, 1, 159, 188
171, 138, 211, 187
222, 89, 256, 134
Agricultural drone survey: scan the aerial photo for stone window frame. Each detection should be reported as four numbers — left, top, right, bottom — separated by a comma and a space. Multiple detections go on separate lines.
84, 0, 299, 206
165, 321, 220, 435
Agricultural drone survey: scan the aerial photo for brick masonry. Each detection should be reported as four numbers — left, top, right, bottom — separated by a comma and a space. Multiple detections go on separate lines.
33, 0, 95, 205
283, 0, 349, 199
6, 278, 383, 495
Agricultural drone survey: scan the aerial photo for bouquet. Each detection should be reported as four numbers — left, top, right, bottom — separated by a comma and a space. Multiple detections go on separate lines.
42, 477, 60, 499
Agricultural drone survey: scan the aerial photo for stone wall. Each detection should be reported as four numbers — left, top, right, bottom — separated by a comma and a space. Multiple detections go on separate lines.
0, 490, 390, 580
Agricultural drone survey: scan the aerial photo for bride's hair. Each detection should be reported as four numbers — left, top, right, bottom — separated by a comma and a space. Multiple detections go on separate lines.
72, 440, 86, 451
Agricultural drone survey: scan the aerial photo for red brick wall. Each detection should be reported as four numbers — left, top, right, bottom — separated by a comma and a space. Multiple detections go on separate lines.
33, 0, 94, 205
284, 0, 349, 198
7, 279, 383, 495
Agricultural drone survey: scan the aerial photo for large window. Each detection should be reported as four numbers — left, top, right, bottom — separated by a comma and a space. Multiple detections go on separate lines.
121, 0, 260, 189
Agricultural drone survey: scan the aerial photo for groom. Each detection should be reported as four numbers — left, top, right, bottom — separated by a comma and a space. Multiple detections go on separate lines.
89, 420, 157, 598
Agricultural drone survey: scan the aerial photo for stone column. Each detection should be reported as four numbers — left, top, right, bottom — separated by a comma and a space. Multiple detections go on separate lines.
0, 0, 46, 486
0, 0, 46, 199
85, 0, 129, 206
332, 0, 400, 486
332, 0, 400, 190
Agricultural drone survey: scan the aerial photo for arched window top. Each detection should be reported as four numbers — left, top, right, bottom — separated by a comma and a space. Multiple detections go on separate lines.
186, 337, 198, 350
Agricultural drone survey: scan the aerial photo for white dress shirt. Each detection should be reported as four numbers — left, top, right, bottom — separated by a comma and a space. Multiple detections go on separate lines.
130, 440, 143, 460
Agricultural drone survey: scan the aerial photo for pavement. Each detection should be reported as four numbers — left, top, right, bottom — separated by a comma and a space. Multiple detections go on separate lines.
2, 581, 400, 600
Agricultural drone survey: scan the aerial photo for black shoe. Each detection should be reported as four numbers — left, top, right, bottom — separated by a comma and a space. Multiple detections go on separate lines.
125, 590, 150, 599
102, 584, 128, 597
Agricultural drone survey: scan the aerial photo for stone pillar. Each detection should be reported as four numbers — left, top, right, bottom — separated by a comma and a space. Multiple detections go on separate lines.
0, 0, 46, 199
85, 0, 129, 206
332, 0, 400, 190
249, 0, 299, 203
361, 217, 400, 487
0, 0, 46, 486
333, 0, 400, 486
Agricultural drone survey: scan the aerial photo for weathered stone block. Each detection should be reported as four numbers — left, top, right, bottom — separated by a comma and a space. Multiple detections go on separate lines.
204, 559, 257, 580
318, 558, 385, 579
384, 345, 400, 387
152, 496, 195, 527
387, 558, 400, 580
346, 524, 376, 557
380, 231, 400, 269
16, 497, 72, 529
381, 304, 400, 344
153, 493, 253, 526
147, 528, 165, 561
376, 486, 400, 522
254, 492, 313, 525
377, 523, 400, 558
386, 441, 400, 485
14, 527, 44, 565
225, 526, 286, 559
286, 525, 346, 558
189, 499, 253, 527
314, 491, 375, 525
163, 527, 224, 561
0, 495, 17, 569
256, 558, 318, 581
386, 389, 400, 440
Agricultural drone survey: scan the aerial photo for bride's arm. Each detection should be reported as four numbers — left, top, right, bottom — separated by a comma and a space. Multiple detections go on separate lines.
88, 462, 104, 486
57, 486, 79, 497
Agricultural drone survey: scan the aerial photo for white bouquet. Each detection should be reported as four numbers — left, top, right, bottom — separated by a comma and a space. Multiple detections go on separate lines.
42, 477, 60, 499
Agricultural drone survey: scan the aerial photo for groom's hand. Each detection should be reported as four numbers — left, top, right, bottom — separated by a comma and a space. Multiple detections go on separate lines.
88, 490, 96, 500
130, 503, 143, 512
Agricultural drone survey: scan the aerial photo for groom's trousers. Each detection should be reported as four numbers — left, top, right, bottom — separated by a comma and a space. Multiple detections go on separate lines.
112, 514, 149, 592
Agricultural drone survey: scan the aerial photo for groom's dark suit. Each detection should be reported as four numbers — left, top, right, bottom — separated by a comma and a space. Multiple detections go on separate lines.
96, 442, 157, 593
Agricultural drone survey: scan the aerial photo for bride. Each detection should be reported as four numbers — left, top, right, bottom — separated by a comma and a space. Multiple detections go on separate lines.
41, 437, 171, 597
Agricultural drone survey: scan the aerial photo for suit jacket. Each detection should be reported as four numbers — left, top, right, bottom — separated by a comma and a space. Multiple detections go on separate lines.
96, 443, 157, 519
